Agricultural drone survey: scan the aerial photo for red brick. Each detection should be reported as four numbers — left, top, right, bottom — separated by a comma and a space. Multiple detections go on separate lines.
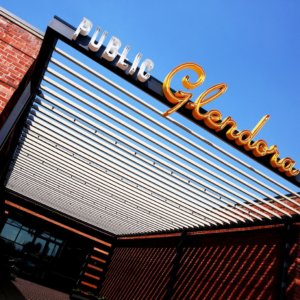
0, 13, 42, 112
0, 15, 42, 59
0, 16, 40, 106
102, 225, 300, 300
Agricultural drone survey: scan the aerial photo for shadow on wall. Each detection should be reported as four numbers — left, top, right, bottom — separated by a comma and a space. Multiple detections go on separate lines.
100, 227, 289, 300
101, 245, 176, 299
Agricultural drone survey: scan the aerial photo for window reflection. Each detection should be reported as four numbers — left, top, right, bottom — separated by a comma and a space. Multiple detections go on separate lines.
14, 244, 23, 252
52, 244, 60, 257
16, 229, 34, 245
41, 232, 50, 239
1, 224, 20, 241
6, 218, 22, 227
46, 242, 55, 256
0, 216, 68, 287
34, 238, 47, 255
0, 217, 63, 260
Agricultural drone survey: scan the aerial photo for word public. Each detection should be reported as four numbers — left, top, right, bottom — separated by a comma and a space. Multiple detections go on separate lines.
162, 63, 299, 177
72, 18, 154, 83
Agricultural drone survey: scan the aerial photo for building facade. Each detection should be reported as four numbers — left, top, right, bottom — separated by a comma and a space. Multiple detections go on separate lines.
0, 8, 300, 300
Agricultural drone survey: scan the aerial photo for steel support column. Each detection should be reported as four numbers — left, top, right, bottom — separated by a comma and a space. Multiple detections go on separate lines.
278, 219, 294, 300
0, 191, 6, 233
0, 18, 58, 188
164, 231, 187, 300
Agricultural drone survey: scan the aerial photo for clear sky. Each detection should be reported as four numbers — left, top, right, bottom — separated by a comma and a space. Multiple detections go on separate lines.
2, 0, 300, 165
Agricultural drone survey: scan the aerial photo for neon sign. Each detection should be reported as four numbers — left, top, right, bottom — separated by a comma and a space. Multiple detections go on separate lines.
72, 18, 154, 83
162, 63, 299, 177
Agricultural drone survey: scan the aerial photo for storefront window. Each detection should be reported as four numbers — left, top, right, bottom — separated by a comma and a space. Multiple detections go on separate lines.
6, 218, 22, 227
1, 223, 20, 241
51, 244, 60, 257
41, 232, 50, 239
46, 242, 56, 256
15, 229, 34, 245
0, 215, 73, 291
33, 238, 47, 255
1, 217, 63, 260
14, 244, 23, 252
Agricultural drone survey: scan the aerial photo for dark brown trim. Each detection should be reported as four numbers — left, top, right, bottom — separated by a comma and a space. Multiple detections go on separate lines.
4, 189, 116, 241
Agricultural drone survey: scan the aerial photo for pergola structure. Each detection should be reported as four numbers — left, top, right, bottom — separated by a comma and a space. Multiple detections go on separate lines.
0, 15, 299, 299
1, 16, 299, 237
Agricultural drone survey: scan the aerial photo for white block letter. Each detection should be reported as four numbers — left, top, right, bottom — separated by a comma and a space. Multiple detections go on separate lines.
101, 37, 121, 61
127, 53, 142, 75
72, 17, 93, 40
88, 27, 108, 52
116, 46, 130, 70
137, 59, 154, 82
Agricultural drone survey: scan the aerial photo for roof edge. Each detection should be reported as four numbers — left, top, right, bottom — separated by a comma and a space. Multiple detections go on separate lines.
0, 7, 44, 39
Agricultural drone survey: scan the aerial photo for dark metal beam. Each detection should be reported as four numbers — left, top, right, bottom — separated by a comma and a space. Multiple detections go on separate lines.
0, 19, 58, 187
118, 213, 300, 239
4, 189, 116, 242
0, 190, 6, 233
0, 82, 32, 186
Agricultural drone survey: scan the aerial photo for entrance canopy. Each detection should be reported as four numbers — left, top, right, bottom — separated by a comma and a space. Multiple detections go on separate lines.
2, 17, 300, 236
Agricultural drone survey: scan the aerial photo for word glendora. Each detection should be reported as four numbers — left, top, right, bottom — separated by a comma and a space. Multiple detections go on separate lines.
72, 18, 154, 83
162, 63, 299, 177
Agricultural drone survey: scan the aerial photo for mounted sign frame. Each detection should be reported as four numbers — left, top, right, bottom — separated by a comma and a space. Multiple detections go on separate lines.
1, 16, 299, 188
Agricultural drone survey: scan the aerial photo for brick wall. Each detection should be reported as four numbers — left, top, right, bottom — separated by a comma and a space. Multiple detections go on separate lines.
101, 237, 178, 299
101, 224, 300, 300
0, 12, 42, 113
1, 9, 300, 300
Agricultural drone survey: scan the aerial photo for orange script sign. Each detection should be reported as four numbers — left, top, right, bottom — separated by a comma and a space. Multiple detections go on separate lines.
162, 63, 299, 177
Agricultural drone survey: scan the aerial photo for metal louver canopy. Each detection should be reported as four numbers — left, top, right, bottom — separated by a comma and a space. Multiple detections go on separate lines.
4, 17, 300, 236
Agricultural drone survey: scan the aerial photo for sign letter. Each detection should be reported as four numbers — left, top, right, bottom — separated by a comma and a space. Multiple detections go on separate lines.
72, 18, 93, 40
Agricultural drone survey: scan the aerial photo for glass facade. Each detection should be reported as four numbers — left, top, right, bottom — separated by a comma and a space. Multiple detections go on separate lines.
0, 214, 90, 293
0, 216, 66, 289
0, 218, 63, 258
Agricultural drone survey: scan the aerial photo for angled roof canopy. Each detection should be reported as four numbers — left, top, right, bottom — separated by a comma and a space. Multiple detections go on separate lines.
2, 17, 300, 236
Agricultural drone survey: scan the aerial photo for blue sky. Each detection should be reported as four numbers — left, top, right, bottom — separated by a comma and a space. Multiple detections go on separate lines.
2, 0, 300, 165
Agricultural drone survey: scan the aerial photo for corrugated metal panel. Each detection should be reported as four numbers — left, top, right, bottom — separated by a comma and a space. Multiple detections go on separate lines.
4, 44, 300, 235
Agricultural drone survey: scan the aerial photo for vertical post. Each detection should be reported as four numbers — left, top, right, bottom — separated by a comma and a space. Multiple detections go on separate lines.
278, 219, 293, 300
0, 190, 7, 233
0, 21, 58, 188
164, 231, 187, 300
